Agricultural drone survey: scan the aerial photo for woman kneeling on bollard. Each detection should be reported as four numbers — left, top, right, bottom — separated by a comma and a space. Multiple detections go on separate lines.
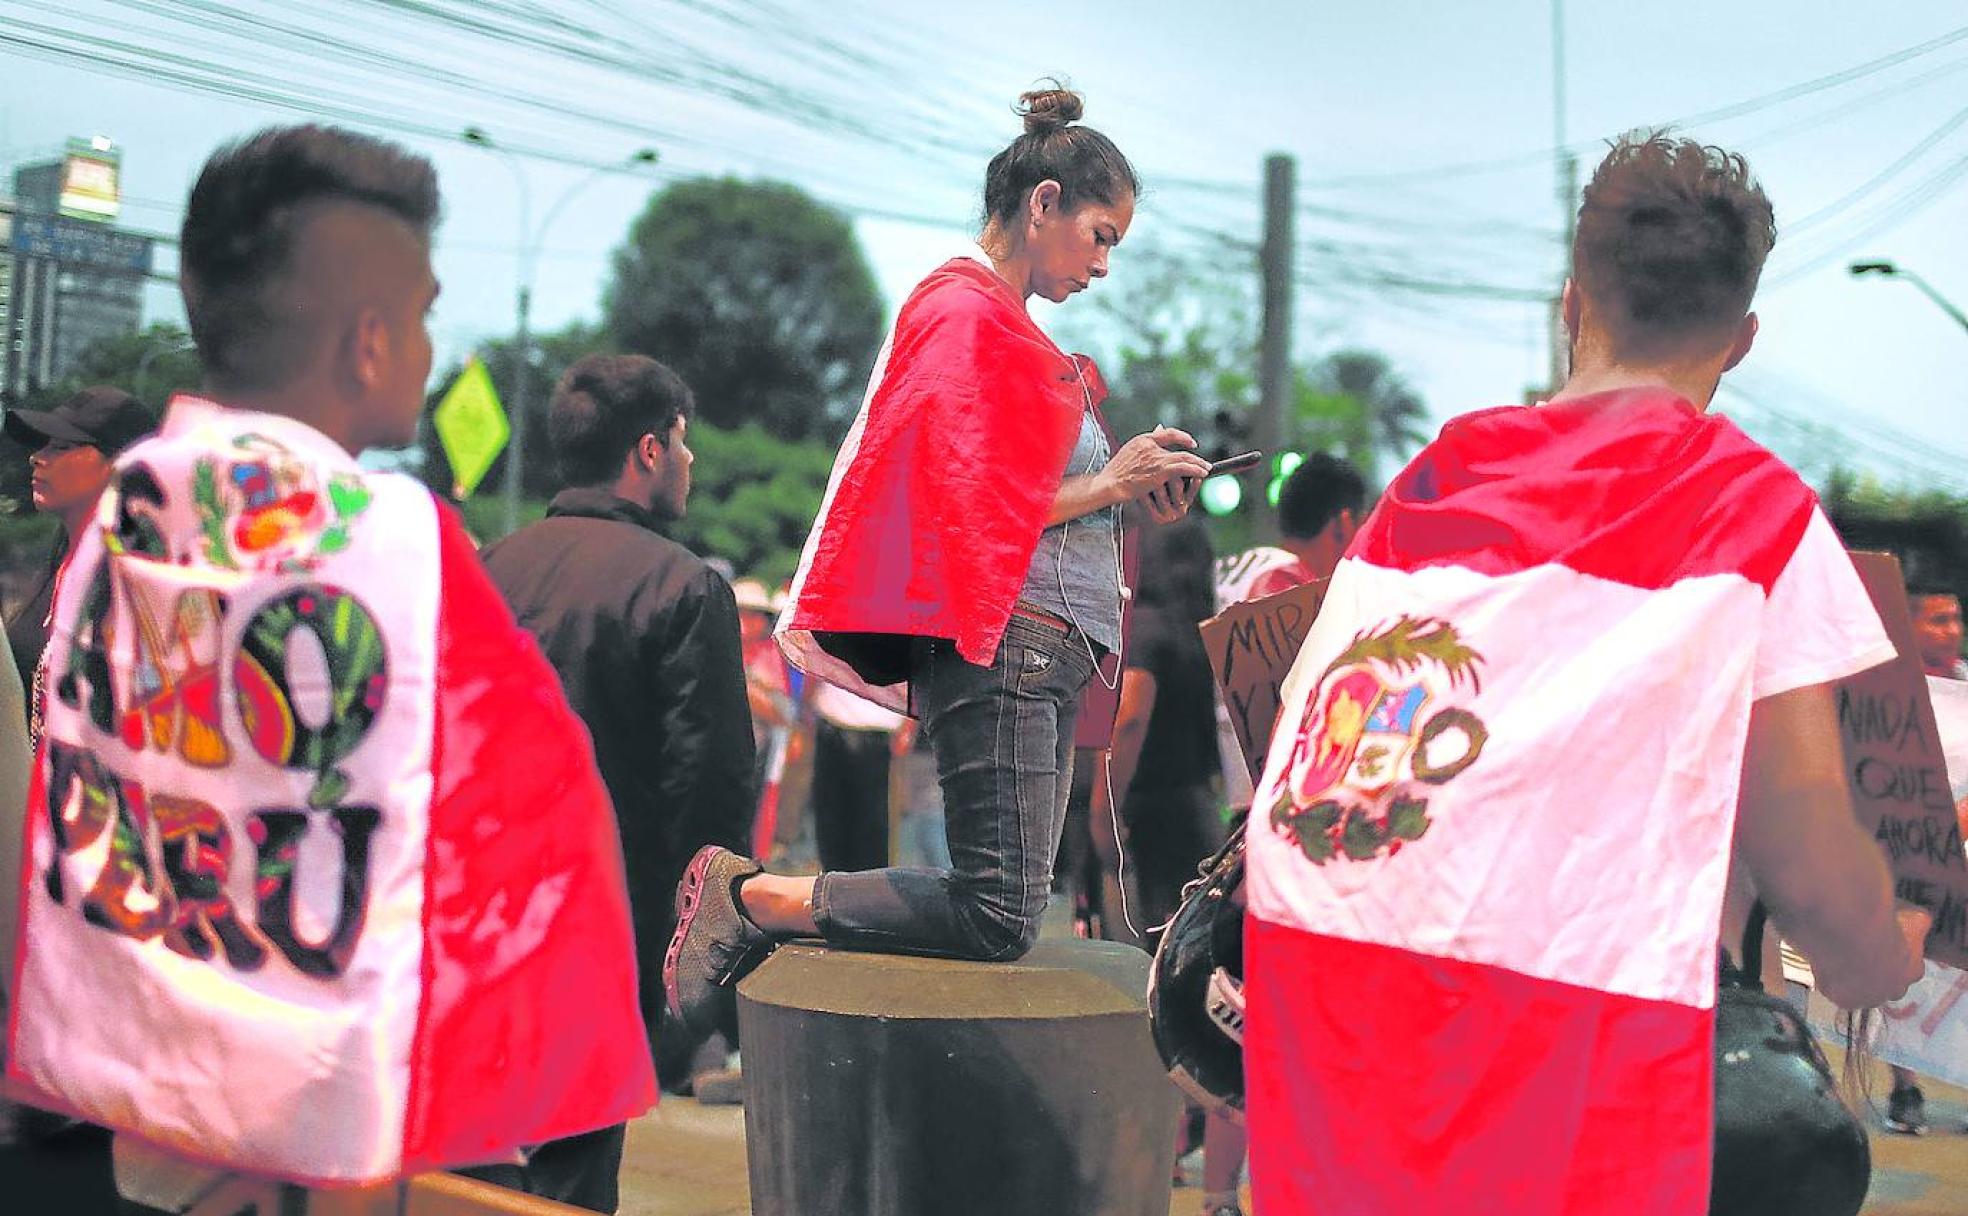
664, 84, 1209, 1036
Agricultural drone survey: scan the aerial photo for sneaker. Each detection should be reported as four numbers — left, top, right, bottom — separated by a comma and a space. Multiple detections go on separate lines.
1886, 1085, 1928, 1135
663, 846, 773, 1039
692, 1067, 745, 1106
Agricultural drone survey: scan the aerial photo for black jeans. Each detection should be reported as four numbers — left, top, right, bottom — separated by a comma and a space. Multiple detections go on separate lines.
0, 1117, 119, 1215
456, 1122, 628, 1214
811, 719, 894, 872
811, 616, 1096, 960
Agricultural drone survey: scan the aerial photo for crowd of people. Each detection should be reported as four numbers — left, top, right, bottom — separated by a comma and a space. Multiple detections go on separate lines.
0, 78, 1950, 1216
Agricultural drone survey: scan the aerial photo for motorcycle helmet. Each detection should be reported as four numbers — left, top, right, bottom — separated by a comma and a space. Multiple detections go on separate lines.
1147, 822, 1248, 1124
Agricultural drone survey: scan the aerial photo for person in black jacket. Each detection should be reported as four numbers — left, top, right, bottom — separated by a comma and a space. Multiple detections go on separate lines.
3, 385, 157, 736
479, 353, 755, 1202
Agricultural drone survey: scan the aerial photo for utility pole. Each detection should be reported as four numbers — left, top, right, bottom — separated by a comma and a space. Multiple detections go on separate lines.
463, 129, 658, 537
1257, 152, 1296, 539
508, 283, 532, 536
1547, 0, 1578, 397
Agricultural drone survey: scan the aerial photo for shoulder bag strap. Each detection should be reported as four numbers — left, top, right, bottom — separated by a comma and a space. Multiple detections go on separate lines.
1739, 900, 1768, 981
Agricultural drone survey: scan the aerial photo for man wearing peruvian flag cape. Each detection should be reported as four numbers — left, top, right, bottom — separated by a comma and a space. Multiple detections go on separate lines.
665, 86, 1212, 1036
1244, 134, 1930, 1215
4, 126, 654, 1201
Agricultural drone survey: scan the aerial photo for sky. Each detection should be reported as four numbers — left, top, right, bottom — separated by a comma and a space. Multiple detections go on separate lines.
2, 0, 1964, 490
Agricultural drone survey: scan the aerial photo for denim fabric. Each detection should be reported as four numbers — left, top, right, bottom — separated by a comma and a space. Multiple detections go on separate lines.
811, 615, 1097, 960
895, 741, 953, 868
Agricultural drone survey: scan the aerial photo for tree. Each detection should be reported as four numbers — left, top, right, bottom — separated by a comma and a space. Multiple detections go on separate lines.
1822, 469, 1968, 599
1296, 349, 1430, 482
669, 422, 836, 587
14, 322, 203, 417
421, 320, 839, 578
1056, 248, 1428, 471
1052, 244, 1447, 550
1053, 243, 1259, 446
603, 177, 884, 442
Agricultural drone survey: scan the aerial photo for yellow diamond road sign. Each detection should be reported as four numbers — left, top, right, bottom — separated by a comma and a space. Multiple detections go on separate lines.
432, 357, 510, 500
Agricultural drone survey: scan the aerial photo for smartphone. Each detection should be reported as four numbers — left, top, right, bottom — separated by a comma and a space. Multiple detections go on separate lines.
1207, 450, 1263, 477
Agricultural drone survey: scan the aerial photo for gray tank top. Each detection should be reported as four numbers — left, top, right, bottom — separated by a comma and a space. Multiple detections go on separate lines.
1018, 409, 1122, 651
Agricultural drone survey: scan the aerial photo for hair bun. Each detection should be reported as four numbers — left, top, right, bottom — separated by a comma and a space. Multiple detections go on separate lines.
1017, 84, 1084, 135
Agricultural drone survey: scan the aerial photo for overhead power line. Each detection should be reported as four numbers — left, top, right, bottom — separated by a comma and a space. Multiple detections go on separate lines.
8, 0, 1966, 452
1783, 104, 1968, 238
1283, 22, 1968, 190
1767, 153, 1968, 285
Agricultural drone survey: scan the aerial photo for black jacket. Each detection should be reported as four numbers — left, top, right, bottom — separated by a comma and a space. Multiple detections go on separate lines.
4, 536, 64, 687
482, 489, 756, 1028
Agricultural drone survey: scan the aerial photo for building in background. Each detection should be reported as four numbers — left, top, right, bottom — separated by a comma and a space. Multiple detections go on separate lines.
4, 137, 153, 402
0, 197, 13, 398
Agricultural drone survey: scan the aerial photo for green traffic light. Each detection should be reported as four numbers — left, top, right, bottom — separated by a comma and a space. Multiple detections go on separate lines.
1200, 475, 1244, 516
1268, 450, 1305, 507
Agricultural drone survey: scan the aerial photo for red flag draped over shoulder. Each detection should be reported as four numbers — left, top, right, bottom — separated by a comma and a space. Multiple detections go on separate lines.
1352, 390, 1814, 591
1244, 389, 1893, 1216
779, 255, 1083, 708
5, 398, 654, 1185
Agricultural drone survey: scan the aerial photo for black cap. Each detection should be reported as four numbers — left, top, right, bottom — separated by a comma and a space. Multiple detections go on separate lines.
4, 385, 155, 456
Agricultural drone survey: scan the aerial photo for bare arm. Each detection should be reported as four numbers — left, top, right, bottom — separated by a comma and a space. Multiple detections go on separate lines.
1734, 681, 1928, 1009
1050, 473, 1126, 527
1095, 667, 1159, 823
1049, 427, 1212, 526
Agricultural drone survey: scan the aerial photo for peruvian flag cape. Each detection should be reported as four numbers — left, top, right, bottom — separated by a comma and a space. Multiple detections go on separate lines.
6, 396, 655, 1185
1244, 389, 1893, 1215
779, 253, 1084, 709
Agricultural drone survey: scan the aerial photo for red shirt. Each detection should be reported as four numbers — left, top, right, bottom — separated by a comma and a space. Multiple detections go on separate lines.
1245, 555, 1318, 601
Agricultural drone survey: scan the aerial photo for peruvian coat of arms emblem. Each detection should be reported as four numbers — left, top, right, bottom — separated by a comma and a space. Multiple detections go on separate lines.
1269, 615, 1489, 864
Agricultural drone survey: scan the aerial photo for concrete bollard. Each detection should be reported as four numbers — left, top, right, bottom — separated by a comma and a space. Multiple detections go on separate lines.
737, 937, 1181, 1216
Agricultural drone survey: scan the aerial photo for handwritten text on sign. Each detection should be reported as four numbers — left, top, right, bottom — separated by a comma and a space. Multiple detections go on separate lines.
1201, 579, 1328, 783
1841, 552, 1968, 970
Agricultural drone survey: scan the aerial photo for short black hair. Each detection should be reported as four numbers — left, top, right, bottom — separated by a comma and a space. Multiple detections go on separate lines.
1277, 452, 1367, 541
180, 125, 440, 390
1573, 132, 1776, 360
549, 354, 695, 487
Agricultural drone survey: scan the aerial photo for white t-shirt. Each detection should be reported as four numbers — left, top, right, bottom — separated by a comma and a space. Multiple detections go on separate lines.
814, 678, 906, 733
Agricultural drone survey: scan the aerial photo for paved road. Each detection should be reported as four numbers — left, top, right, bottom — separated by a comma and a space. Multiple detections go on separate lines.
619, 1059, 1968, 1216
1866, 1065, 1968, 1216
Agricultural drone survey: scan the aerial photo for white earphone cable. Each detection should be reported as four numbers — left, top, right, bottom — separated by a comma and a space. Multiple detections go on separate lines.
1058, 361, 1138, 938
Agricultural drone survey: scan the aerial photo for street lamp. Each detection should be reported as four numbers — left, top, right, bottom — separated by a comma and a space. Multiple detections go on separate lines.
1849, 260, 1968, 336
133, 334, 197, 404
461, 128, 661, 535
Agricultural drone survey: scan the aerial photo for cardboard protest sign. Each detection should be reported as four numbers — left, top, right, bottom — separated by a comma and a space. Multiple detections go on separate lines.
1201, 579, 1327, 782
1839, 552, 1968, 970
1838, 672, 1968, 1087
